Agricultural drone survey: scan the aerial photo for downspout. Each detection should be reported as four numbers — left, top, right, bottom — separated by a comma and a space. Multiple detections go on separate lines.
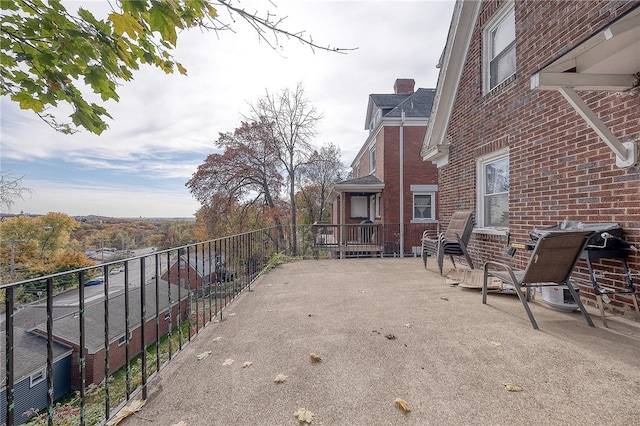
399, 109, 405, 258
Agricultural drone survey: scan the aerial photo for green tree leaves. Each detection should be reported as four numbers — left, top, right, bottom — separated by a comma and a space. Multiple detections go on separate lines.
1, 0, 217, 134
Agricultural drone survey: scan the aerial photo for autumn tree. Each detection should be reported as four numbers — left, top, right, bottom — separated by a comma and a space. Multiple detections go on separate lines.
0, 213, 92, 288
248, 82, 322, 255
297, 143, 346, 224
148, 221, 195, 250
1, 0, 350, 134
187, 119, 287, 242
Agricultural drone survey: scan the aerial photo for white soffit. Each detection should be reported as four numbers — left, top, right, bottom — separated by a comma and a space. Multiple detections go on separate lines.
531, 6, 640, 168
531, 7, 640, 91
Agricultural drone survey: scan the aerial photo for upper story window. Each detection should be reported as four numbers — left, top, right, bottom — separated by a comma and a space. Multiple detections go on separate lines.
369, 147, 376, 171
30, 368, 46, 388
483, 3, 515, 93
476, 149, 509, 229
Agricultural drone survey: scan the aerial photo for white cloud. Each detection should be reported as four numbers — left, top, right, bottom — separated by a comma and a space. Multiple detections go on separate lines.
0, 0, 455, 217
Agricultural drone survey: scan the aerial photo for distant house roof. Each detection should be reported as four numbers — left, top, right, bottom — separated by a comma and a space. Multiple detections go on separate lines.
332, 175, 385, 194
30, 282, 187, 354
365, 88, 436, 129
0, 325, 72, 387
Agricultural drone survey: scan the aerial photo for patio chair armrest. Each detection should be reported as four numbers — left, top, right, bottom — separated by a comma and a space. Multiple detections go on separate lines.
483, 261, 520, 287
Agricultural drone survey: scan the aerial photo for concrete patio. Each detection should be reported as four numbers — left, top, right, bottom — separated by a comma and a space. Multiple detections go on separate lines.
122, 258, 640, 426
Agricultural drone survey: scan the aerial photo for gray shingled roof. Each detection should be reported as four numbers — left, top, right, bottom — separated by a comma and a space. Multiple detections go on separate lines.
336, 175, 384, 186
30, 282, 187, 354
365, 88, 436, 128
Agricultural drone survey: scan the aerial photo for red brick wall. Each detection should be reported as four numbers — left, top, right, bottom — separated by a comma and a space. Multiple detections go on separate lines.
439, 0, 640, 317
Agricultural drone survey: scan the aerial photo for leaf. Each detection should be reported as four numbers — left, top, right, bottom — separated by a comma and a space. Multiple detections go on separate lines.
222, 358, 234, 366
11, 92, 45, 113
148, 2, 181, 46
109, 12, 144, 38
170, 422, 187, 426
504, 383, 523, 392
440, 297, 449, 301
394, 398, 411, 412
293, 407, 314, 424
105, 399, 146, 425
176, 62, 188, 75
242, 361, 253, 368
212, 337, 222, 342
196, 351, 212, 360
491, 341, 502, 347
274, 373, 288, 383
309, 353, 321, 363
404, 323, 412, 328
385, 334, 396, 340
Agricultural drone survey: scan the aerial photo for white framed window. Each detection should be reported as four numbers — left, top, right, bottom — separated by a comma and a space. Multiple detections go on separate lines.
483, 2, 515, 93
410, 185, 437, 222
350, 196, 368, 218
477, 149, 509, 229
375, 193, 381, 218
413, 194, 435, 220
179, 260, 186, 270
30, 368, 46, 388
369, 147, 376, 171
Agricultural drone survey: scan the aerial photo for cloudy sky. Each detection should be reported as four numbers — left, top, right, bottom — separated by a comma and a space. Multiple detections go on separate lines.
1, 0, 456, 218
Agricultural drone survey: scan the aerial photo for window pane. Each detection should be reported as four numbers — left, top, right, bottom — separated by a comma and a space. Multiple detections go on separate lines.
414, 194, 432, 219
485, 158, 509, 194
491, 9, 515, 57
484, 193, 509, 227
490, 44, 515, 88
351, 196, 368, 218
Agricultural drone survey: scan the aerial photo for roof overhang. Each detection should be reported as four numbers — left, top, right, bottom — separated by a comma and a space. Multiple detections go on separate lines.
332, 183, 385, 193
531, 6, 640, 167
421, 0, 482, 167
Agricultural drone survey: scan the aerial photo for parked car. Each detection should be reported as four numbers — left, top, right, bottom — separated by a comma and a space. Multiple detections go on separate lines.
84, 276, 105, 286
109, 267, 123, 275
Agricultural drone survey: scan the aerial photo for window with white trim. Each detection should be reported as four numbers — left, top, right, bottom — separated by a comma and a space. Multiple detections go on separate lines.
369, 147, 376, 171
413, 194, 434, 220
477, 150, 509, 228
483, 3, 515, 92
375, 193, 381, 218
30, 368, 46, 388
118, 331, 133, 346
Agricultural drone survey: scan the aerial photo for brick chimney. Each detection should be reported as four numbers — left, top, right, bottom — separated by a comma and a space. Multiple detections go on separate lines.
394, 79, 415, 94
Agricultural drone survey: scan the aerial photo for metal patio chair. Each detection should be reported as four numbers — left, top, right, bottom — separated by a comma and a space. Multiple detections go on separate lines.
422, 210, 475, 275
482, 230, 596, 330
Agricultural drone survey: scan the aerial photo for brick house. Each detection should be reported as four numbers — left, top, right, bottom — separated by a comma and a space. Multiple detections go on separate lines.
329, 79, 439, 256
30, 282, 189, 388
421, 1, 639, 319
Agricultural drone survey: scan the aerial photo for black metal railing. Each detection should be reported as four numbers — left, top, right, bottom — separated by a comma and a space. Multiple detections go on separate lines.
1, 227, 286, 426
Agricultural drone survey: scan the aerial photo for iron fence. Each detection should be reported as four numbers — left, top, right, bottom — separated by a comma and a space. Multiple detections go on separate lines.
1, 227, 286, 426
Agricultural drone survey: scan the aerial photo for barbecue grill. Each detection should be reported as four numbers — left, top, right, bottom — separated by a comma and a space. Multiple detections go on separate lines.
529, 220, 625, 250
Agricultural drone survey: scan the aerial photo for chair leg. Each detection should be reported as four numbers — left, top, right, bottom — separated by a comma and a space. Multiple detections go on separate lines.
513, 285, 540, 330
565, 283, 595, 327
482, 269, 490, 304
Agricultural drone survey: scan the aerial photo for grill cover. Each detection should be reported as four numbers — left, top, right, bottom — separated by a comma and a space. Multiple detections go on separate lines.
530, 221, 624, 249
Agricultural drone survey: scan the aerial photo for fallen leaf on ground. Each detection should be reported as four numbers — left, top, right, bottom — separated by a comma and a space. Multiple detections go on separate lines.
196, 351, 212, 360
440, 297, 449, 301
394, 398, 411, 412
404, 323, 412, 328
504, 383, 523, 392
242, 361, 253, 368
170, 422, 187, 426
385, 334, 396, 340
491, 341, 502, 346
228, 312, 237, 316
309, 353, 322, 363
223, 359, 234, 366
274, 374, 288, 383
212, 337, 222, 342
105, 399, 146, 425
293, 408, 314, 424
